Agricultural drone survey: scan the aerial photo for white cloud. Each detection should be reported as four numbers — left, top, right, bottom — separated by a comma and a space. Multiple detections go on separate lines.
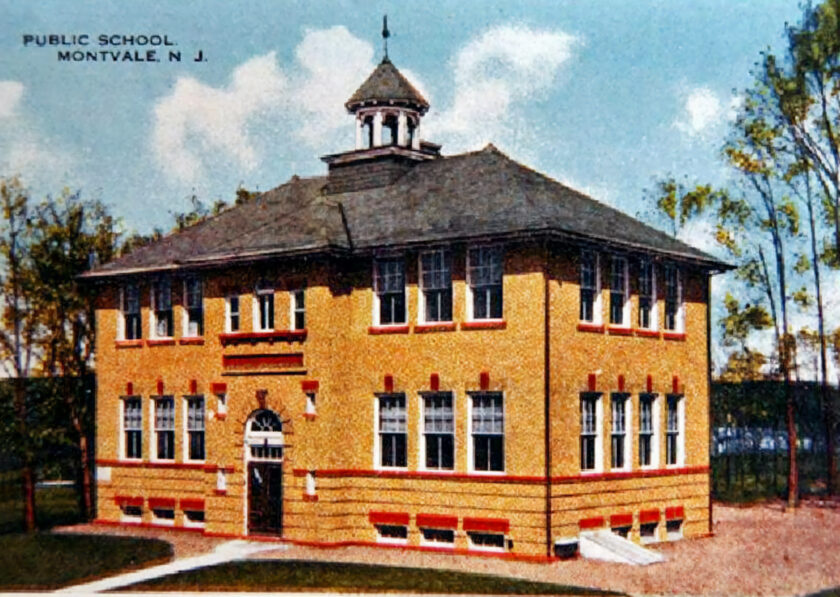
673, 86, 740, 139
0, 81, 24, 119
425, 25, 580, 152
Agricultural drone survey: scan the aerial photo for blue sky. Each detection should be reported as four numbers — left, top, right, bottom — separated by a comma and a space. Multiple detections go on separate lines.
0, 1, 815, 369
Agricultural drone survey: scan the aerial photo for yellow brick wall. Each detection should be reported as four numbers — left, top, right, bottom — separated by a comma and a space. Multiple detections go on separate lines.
94, 242, 711, 558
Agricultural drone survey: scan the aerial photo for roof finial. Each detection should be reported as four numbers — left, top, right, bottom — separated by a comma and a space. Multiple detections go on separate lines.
382, 15, 390, 60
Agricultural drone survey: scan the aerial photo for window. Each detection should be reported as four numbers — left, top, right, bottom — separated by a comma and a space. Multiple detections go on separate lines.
123, 397, 142, 459
468, 246, 503, 320
609, 256, 628, 326
376, 524, 408, 543
639, 394, 657, 467
373, 257, 406, 325
423, 392, 454, 470
471, 392, 504, 472
121, 284, 141, 340
120, 504, 142, 522
305, 392, 316, 416
291, 289, 306, 330
184, 509, 205, 528
640, 521, 658, 544
151, 278, 173, 338
580, 393, 602, 472
664, 265, 682, 331
306, 471, 316, 496
183, 278, 203, 336
638, 259, 656, 329
468, 532, 506, 551
186, 396, 205, 461
666, 395, 682, 466
216, 392, 227, 416
580, 251, 599, 323
227, 295, 240, 332
419, 249, 452, 322
152, 507, 175, 525
666, 518, 683, 540
610, 393, 629, 470
154, 397, 175, 460
420, 527, 455, 546
255, 283, 274, 331
378, 394, 407, 468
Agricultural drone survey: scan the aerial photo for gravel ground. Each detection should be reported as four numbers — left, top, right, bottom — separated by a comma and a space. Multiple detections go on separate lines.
58, 502, 840, 596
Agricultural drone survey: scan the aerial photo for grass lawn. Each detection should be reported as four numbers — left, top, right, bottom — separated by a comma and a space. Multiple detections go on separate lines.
124, 559, 624, 595
0, 533, 173, 590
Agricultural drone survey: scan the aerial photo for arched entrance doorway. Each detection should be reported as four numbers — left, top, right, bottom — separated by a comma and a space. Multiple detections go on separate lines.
245, 409, 284, 535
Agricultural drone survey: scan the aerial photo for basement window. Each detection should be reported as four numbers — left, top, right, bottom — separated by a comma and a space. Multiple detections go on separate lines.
611, 524, 631, 539
376, 524, 408, 544
152, 508, 175, 526
468, 531, 505, 552
184, 510, 205, 528
640, 522, 658, 544
120, 505, 142, 523
666, 519, 683, 541
420, 527, 455, 546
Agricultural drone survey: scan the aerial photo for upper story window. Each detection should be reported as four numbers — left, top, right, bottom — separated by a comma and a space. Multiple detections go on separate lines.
664, 265, 683, 332
378, 394, 407, 468
183, 278, 203, 337
471, 392, 504, 472
580, 251, 600, 323
121, 284, 142, 340
226, 295, 240, 332
468, 246, 503, 320
580, 392, 602, 472
419, 249, 452, 323
151, 278, 173, 338
122, 396, 142, 459
609, 256, 629, 326
185, 396, 205, 461
254, 282, 275, 331
422, 392, 454, 470
638, 259, 656, 330
666, 394, 684, 466
291, 289, 306, 330
373, 257, 406, 326
153, 396, 175, 461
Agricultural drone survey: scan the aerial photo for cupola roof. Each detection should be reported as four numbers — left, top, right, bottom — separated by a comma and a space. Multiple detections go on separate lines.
345, 57, 429, 114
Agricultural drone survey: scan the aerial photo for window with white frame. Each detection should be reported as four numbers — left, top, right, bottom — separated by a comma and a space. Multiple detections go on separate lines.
666, 394, 683, 466
468, 532, 506, 551
609, 256, 629, 326
291, 289, 306, 330
638, 259, 656, 330
215, 392, 227, 416
610, 393, 630, 470
151, 278, 173, 338
580, 393, 602, 472
376, 524, 408, 543
121, 284, 142, 340
123, 397, 142, 459
419, 249, 452, 323
186, 396, 205, 461
378, 394, 407, 468
471, 392, 504, 472
420, 527, 455, 545
639, 393, 658, 467
664, 265, 682, 332
227, 295, 241, 332
580, 251, 599, 323
305, 471, 316, 496
183, 278, 203, 336
468, 246, 503, 320
373, 257, 406, 325
183, 509, 205, 527
254, 282, 275, 331
423, 392, 454, 470
154, 396, 175, 460
305, 392, 316, 416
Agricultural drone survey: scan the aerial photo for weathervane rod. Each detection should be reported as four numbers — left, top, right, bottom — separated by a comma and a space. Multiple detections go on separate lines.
382, 15, 390, 59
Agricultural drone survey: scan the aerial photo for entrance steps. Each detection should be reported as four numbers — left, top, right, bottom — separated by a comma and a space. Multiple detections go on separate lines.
579, 530, 665, 565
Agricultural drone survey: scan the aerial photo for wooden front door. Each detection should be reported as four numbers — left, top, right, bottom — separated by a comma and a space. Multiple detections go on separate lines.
248, 461, 283, 534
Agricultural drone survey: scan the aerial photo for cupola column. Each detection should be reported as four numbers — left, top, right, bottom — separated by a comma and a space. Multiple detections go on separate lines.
412, 121, 421, 150
355, 115, 364, 150
373, 111, 383, 147
397, 111, 408, 146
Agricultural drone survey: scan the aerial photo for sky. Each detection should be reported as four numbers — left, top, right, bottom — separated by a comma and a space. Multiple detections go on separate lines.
0, 0, 827, 373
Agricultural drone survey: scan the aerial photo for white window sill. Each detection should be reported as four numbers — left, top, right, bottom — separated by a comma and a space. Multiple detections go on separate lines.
376, 536, 408, 545
151, 519, 175, 527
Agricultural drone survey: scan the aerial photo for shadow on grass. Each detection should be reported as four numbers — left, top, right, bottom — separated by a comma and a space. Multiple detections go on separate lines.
123, 559, 625, 595
0, 533, 173, 591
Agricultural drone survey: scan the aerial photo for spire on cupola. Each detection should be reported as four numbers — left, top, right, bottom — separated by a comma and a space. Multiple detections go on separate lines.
344, 16, 429, 151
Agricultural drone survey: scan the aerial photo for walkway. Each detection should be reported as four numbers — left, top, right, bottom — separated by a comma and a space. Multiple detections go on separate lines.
55, 539, 283, 593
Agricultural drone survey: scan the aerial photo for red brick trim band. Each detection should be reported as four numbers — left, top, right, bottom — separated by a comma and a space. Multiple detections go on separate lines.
219, 329, 307, 345
579, 516, 605, 530
180, 498, 205, 511
292, 469, 307, 477
635, 329, 661, 338
577, 322, 604, 333
115, 340, 143, 348
369, 511, 410, 526
114, 495, 143, 507
148, 497, 176, 509
460, 320, 506, 330
463, 517, 509, 533
415, 322, 456, 333
222, 353, 303, 368
610, 513, 633, 527
639, 509, 661, 524
416, 514, 458, 529
665, 506, 685, 520
607, 326, 633, 336
663, 332, 686, 341
301, 380, 319, 392
146, 338, 175, 347
178, 337, 204, 345
367, 325, 410, 335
